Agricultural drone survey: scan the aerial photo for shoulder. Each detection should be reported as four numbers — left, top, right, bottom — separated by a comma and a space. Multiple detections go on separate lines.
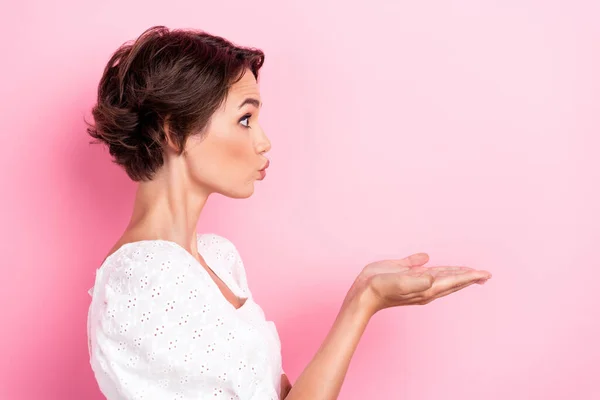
89, 240, 222, 338
98, 240, 202, 299
197, 233, 250, 292
88, 239, 254, 396
197, 233, 239, 258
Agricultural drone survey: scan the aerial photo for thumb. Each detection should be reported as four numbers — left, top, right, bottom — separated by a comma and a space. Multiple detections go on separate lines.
396, 252, 430, 268
397, 271, 434, 294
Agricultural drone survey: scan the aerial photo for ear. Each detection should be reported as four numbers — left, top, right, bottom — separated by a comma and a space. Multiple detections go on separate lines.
163, 119, 182, 153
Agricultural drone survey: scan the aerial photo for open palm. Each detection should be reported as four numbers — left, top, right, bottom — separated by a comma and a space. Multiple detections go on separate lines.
353, 253, 492, 312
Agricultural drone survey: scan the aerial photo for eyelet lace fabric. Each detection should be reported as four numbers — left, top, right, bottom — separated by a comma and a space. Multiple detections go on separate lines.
87, 233, 283, 399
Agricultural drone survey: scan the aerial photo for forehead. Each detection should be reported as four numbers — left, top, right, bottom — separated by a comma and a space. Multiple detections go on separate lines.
224, 70, 261, 108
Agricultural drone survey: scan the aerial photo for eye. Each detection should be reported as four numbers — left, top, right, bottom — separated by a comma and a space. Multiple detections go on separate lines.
239, 113, 252, 128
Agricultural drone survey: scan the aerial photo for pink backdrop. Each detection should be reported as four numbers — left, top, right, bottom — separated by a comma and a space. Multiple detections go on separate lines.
1, 1, 598, 399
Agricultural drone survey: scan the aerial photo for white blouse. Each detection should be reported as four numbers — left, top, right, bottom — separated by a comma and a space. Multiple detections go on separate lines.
87, 233, 284, 399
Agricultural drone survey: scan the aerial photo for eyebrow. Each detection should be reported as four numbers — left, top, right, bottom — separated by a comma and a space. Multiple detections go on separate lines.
238, 97, 262, 109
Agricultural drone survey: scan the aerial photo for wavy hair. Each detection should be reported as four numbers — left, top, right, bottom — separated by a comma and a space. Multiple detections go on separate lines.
86, 25, 265, 181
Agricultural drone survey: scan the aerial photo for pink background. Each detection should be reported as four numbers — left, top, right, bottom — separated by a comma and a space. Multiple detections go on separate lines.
1, 1, 598, 399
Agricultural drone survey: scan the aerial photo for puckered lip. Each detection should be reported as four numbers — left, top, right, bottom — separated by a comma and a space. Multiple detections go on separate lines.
259, 160, 270, 171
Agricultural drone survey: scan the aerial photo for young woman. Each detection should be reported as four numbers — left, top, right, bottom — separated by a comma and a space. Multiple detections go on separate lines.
86, 25, 492, 400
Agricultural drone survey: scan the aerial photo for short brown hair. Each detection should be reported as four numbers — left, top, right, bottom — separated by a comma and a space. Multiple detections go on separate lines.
86, 26, 265, 181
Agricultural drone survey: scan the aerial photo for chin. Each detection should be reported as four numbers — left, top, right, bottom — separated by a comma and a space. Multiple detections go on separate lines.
219, 183, 255, 199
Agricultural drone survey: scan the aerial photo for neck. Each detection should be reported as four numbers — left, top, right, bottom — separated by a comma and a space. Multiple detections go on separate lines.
126, 166, 211, 253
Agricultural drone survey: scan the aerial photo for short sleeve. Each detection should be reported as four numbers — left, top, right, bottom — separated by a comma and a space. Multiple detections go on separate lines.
197, 233, 251, 297
89, 241, 258, 399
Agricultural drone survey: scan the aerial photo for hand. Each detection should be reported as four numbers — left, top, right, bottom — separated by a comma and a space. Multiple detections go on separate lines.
347, 253, 492, 315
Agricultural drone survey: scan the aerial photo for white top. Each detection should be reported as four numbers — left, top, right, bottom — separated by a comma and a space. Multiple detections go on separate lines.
87, 233, 284, 400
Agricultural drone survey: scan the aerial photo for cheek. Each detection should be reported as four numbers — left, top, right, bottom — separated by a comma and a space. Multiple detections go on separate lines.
226, 139, 251, 159
213, 129, 253, 162
205, 135, 254, 177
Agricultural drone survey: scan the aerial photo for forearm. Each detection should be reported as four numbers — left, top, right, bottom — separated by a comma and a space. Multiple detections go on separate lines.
284, 290, 374, 400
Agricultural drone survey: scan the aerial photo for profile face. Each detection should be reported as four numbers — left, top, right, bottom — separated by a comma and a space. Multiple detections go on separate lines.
177, 69, 272, 199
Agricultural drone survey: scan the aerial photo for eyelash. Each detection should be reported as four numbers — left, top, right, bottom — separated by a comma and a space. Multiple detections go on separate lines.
239, 113, 252, 129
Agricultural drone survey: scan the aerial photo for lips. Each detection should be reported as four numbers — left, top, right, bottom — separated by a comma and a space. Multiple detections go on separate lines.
260, 160, 270, 171
257, 160, 269, 181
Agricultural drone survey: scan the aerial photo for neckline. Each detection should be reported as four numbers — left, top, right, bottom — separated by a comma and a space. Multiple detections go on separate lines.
100, 233, 250, 312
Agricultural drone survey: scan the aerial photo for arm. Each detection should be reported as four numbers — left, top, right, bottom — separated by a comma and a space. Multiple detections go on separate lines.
283, 290, 373, 400
283, 254, 492, 400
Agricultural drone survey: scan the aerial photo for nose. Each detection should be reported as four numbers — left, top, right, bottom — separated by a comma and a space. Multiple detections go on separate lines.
256, 129, 271, 155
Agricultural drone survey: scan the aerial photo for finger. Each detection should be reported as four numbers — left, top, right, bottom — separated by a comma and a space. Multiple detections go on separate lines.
424, 266, 474, 277
426, 266, 492, 277
430, 279, 478, 301
429, 270, 490, 295
435, 272, 491, 298
395, 253, 429, 268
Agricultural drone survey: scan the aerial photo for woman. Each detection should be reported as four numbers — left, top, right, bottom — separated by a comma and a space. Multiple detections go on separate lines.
86, 25, 492, 400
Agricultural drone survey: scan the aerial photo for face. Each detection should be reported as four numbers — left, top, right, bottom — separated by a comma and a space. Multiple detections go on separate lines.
176, 69, 271, 199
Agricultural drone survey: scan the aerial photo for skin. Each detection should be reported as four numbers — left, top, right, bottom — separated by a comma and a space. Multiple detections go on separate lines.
106, 69, 270, 307
106, 69, 492, 399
